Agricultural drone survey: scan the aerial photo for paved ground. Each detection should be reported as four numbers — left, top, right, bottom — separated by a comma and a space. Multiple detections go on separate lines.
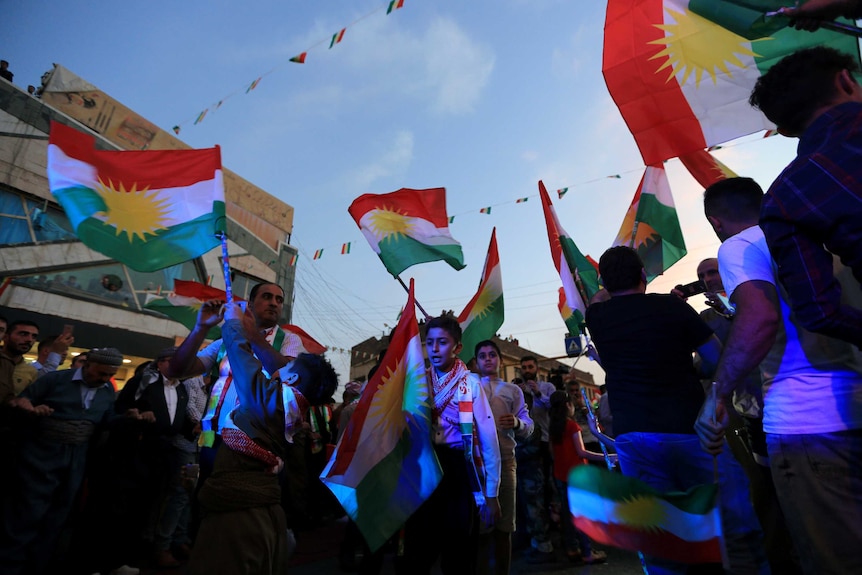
137, 515, 647, 575
284, 517, 648, 575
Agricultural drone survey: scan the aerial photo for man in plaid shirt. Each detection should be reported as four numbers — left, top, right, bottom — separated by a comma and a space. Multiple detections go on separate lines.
749, 46, 862, 349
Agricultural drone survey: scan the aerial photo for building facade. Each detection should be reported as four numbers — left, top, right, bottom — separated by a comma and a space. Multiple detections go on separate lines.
0, 66, 297, 387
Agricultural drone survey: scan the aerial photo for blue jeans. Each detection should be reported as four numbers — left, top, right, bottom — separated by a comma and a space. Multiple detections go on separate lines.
553, 477, 593, 557
155, 449, 197, 551
767, 429, 862, 575
615, 432, 769, 575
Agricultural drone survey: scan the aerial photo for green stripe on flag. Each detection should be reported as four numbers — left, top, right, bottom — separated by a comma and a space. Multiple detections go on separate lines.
378, 234, 465, 277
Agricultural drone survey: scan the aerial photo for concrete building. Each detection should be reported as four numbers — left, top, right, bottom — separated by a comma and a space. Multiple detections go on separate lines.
0, 66, 297, 387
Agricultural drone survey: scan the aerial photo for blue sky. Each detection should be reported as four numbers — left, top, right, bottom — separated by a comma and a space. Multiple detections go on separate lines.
5, 1, 801, 383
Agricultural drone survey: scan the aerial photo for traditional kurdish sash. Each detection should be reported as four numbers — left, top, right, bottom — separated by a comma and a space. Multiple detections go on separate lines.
221, 427, 283, 475
199, 327, 286, 448
431, 359, 486, 507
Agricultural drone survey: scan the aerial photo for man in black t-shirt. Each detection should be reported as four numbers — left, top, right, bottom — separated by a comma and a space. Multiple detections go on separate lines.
585, 246, 768, 574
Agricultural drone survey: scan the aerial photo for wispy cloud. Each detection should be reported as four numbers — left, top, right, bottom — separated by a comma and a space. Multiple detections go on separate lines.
349, 129, 415, 190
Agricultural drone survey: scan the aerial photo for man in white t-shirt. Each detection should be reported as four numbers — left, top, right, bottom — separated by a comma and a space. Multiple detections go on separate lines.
697, 176, 862, 575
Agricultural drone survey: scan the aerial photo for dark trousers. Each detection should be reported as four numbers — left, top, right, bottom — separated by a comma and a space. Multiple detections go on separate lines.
397, 445, 479, 575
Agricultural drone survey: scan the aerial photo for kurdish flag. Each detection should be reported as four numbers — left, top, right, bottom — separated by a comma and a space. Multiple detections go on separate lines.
281, 324, 327, 355
144, 280, 239, 340
568, 465, 723, 564
47, 122, 225, 272
612, 165, 686, 282
457, 228, 504, 362
321, 278, 442, 552
678, 148, 738, 189
603, 0, 862, 165
348, 187, 465, 277
539, 181, 599, 337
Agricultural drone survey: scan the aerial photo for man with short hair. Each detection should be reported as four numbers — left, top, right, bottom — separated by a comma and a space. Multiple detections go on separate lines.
513, 355, 557, 563
586, 246, 767, 574
167, 282, 305, 529
169, 283, 302, 458
0, 348, 133, 575
749, 46, 862, 348
2, 320, 40, 396
186, 302, 338, 575
697, 176, 862, 575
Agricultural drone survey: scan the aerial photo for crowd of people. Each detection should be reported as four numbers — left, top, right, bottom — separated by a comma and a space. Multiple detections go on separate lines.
2, 4, 862, 573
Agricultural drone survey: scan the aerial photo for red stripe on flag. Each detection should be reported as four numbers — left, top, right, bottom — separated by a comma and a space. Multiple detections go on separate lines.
49, 121, 221, 189
348, 187, 452, 229
173, 279, 238, 302
574, 517, 722, 564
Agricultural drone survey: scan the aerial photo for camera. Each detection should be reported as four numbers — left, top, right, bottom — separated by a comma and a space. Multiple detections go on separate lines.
675, 280, 707, 298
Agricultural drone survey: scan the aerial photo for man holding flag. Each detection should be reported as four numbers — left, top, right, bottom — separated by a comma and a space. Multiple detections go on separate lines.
167, 283, 305, 528
186, 301, 337, 575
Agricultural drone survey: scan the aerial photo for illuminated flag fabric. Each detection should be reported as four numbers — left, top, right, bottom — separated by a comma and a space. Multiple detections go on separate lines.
678, 148, 738, 189
330, 28, 346, 48
569, 465, 723, 564
603, 0, 861, 164
281, 324, 327, 355
612, 164, 686, 282
144, 280, 239, 340
246, 77, 261, 93
47, 121, 225, 273
557, 188, 569, 199
539, 181, 599, 336
387, 0, 405, 14
321, 278, 442, 552
348, 187, 464, 277
516, 197, 528, 203
480, 207, 491, 214
313, 249, 324, 260
457, 228, 504, 362
290, 52, 307, 64
342, 242, 351, 255
194, 109, 208, 125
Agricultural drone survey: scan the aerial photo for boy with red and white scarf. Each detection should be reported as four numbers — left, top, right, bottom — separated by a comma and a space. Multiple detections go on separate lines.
398, 314, 501, 574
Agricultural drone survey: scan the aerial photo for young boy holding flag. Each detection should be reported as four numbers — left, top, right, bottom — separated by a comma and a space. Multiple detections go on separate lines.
398, 314, 501, 574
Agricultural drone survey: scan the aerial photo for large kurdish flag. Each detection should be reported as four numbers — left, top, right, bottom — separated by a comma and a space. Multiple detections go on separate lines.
321, 278, 442, 552
612, 165, 686, 282
539, 181, 599, 336
348, 187, 465, 277
568, 465, 723, 564
47, 121, 225, 272
457, 227, 504, 362
603, 0, 862, 165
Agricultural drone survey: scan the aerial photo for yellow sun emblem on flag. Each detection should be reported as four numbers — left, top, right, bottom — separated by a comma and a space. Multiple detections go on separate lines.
368, 207, 414, 243
615, 495, 669, 531
367, 358, 409, 436
649, 7, 762, 87
95, 178, 170, 242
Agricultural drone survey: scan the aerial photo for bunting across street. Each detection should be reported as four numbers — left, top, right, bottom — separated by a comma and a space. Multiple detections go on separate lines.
46, 121, 225, 273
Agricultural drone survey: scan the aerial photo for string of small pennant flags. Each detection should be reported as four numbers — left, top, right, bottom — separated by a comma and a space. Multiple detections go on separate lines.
292, 170, 635, 265
171, 0, 407, 135
292, 128, 784, 265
